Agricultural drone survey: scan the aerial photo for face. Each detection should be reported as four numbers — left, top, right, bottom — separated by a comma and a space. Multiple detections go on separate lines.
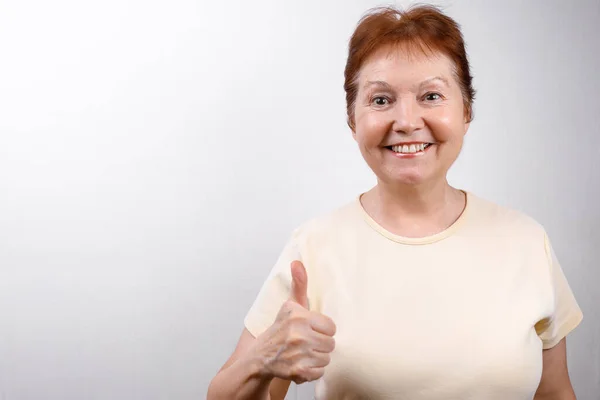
352, 45, 470, 187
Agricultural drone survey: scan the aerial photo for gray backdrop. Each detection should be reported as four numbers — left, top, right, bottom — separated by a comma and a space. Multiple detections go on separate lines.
0, 0, 598, 399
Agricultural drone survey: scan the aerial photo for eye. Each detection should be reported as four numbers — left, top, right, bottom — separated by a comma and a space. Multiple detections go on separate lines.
371, 96, 390, 106
424, 92, 443, 101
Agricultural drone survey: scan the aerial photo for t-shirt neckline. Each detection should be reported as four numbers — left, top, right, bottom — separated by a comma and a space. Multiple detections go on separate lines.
356, 190, 471, 245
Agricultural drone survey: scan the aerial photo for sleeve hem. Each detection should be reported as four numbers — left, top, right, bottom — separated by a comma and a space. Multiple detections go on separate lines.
244, 314, 269, 339
541, 312, 583, 350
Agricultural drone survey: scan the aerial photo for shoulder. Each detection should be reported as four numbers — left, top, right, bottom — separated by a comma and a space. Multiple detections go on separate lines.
466, 192, 548, 241
288, 198, 362, 244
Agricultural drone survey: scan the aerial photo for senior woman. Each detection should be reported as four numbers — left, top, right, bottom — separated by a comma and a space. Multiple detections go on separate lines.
208, 5, 582, 400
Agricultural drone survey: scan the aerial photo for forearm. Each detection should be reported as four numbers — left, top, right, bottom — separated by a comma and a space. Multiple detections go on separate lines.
207, 351, 273, 400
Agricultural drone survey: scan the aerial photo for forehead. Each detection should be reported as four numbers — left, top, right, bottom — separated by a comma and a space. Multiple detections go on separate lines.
357, 45, 457, 88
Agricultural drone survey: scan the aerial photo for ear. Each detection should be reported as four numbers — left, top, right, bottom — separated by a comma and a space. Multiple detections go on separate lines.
347, 117, 357, 140
463, 106, 472, 135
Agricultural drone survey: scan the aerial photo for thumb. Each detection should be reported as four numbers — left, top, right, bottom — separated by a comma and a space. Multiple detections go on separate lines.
290, 260, 309, 309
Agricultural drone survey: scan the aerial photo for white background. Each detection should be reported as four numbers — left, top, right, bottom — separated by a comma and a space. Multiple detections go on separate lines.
0, 0, 598, 399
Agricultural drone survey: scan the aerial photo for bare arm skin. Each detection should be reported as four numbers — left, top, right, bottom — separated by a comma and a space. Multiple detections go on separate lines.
534, 338, 577, 400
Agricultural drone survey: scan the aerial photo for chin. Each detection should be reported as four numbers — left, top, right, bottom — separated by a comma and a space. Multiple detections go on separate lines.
380, 166, 433, 186
380, 172, 431, 186
394, 175, 429, 186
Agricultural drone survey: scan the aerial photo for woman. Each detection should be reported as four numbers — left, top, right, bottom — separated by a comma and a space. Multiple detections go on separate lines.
208, 5, 583, 400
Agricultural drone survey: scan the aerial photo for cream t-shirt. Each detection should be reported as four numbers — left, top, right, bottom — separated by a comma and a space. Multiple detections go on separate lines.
244, 192, 583, 400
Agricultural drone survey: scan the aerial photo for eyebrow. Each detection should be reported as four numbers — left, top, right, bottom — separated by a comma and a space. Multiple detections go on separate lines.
364, 80, 393, 90
364, 76, 450, 90
420, 76, 450, 87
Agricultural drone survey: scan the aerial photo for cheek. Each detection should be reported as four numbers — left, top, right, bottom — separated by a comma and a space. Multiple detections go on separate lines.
428, 109, 466, 142
355, 111, 391, 144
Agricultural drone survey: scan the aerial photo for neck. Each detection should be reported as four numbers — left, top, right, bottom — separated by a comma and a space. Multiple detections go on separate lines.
374, 178, 457, 216
360, 178, 466, 238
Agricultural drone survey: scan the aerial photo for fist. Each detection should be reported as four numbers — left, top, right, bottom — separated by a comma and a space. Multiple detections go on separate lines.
257, 261, 337, 384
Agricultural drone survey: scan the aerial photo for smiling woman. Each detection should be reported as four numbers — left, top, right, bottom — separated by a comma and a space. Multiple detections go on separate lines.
346, 6, 474, 196
353, 50, 468, 191
207, 5, 583, 400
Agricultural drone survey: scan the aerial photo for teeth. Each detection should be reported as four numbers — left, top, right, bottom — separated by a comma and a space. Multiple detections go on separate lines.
391, 143, 428, 154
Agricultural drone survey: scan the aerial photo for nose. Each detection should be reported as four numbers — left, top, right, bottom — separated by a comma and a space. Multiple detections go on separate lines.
391, 97, 424, 135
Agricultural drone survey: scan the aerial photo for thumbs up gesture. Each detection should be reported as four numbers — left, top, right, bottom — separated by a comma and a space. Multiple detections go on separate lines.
254, 261, 337, 384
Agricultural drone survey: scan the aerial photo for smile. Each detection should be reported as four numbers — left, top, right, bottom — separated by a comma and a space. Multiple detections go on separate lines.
385, 143, 433, 155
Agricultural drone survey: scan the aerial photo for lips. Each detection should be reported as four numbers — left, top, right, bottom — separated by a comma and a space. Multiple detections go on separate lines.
385, 143, 433, 154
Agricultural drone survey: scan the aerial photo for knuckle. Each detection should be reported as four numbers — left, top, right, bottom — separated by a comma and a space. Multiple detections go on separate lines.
292, 376, 307, 384
281, 300, 297, 313
286, 318, 310, 333
290, 364, 309, 381
281, 304, 307, 321
282, 315, 305, 330
284, 299, 304, 312
289, 313, 308, 324
326, 319, 337, 335
308, 367, 325, 381
285, 331, 305, 347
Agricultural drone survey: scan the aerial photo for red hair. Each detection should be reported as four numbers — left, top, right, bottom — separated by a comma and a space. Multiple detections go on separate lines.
344, 4, 476, 129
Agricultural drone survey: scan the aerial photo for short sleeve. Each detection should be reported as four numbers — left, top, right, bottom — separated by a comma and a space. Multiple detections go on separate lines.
535, 233, 583, 349
244, 229, 310, 338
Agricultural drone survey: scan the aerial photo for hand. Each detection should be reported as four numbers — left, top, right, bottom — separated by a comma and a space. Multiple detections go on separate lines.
255, 260, 337, 384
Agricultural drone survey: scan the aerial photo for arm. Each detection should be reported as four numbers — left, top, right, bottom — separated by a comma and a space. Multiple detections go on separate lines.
206, 328, 292, 400
534, 338, 577, 400
208, 261, 335, 400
